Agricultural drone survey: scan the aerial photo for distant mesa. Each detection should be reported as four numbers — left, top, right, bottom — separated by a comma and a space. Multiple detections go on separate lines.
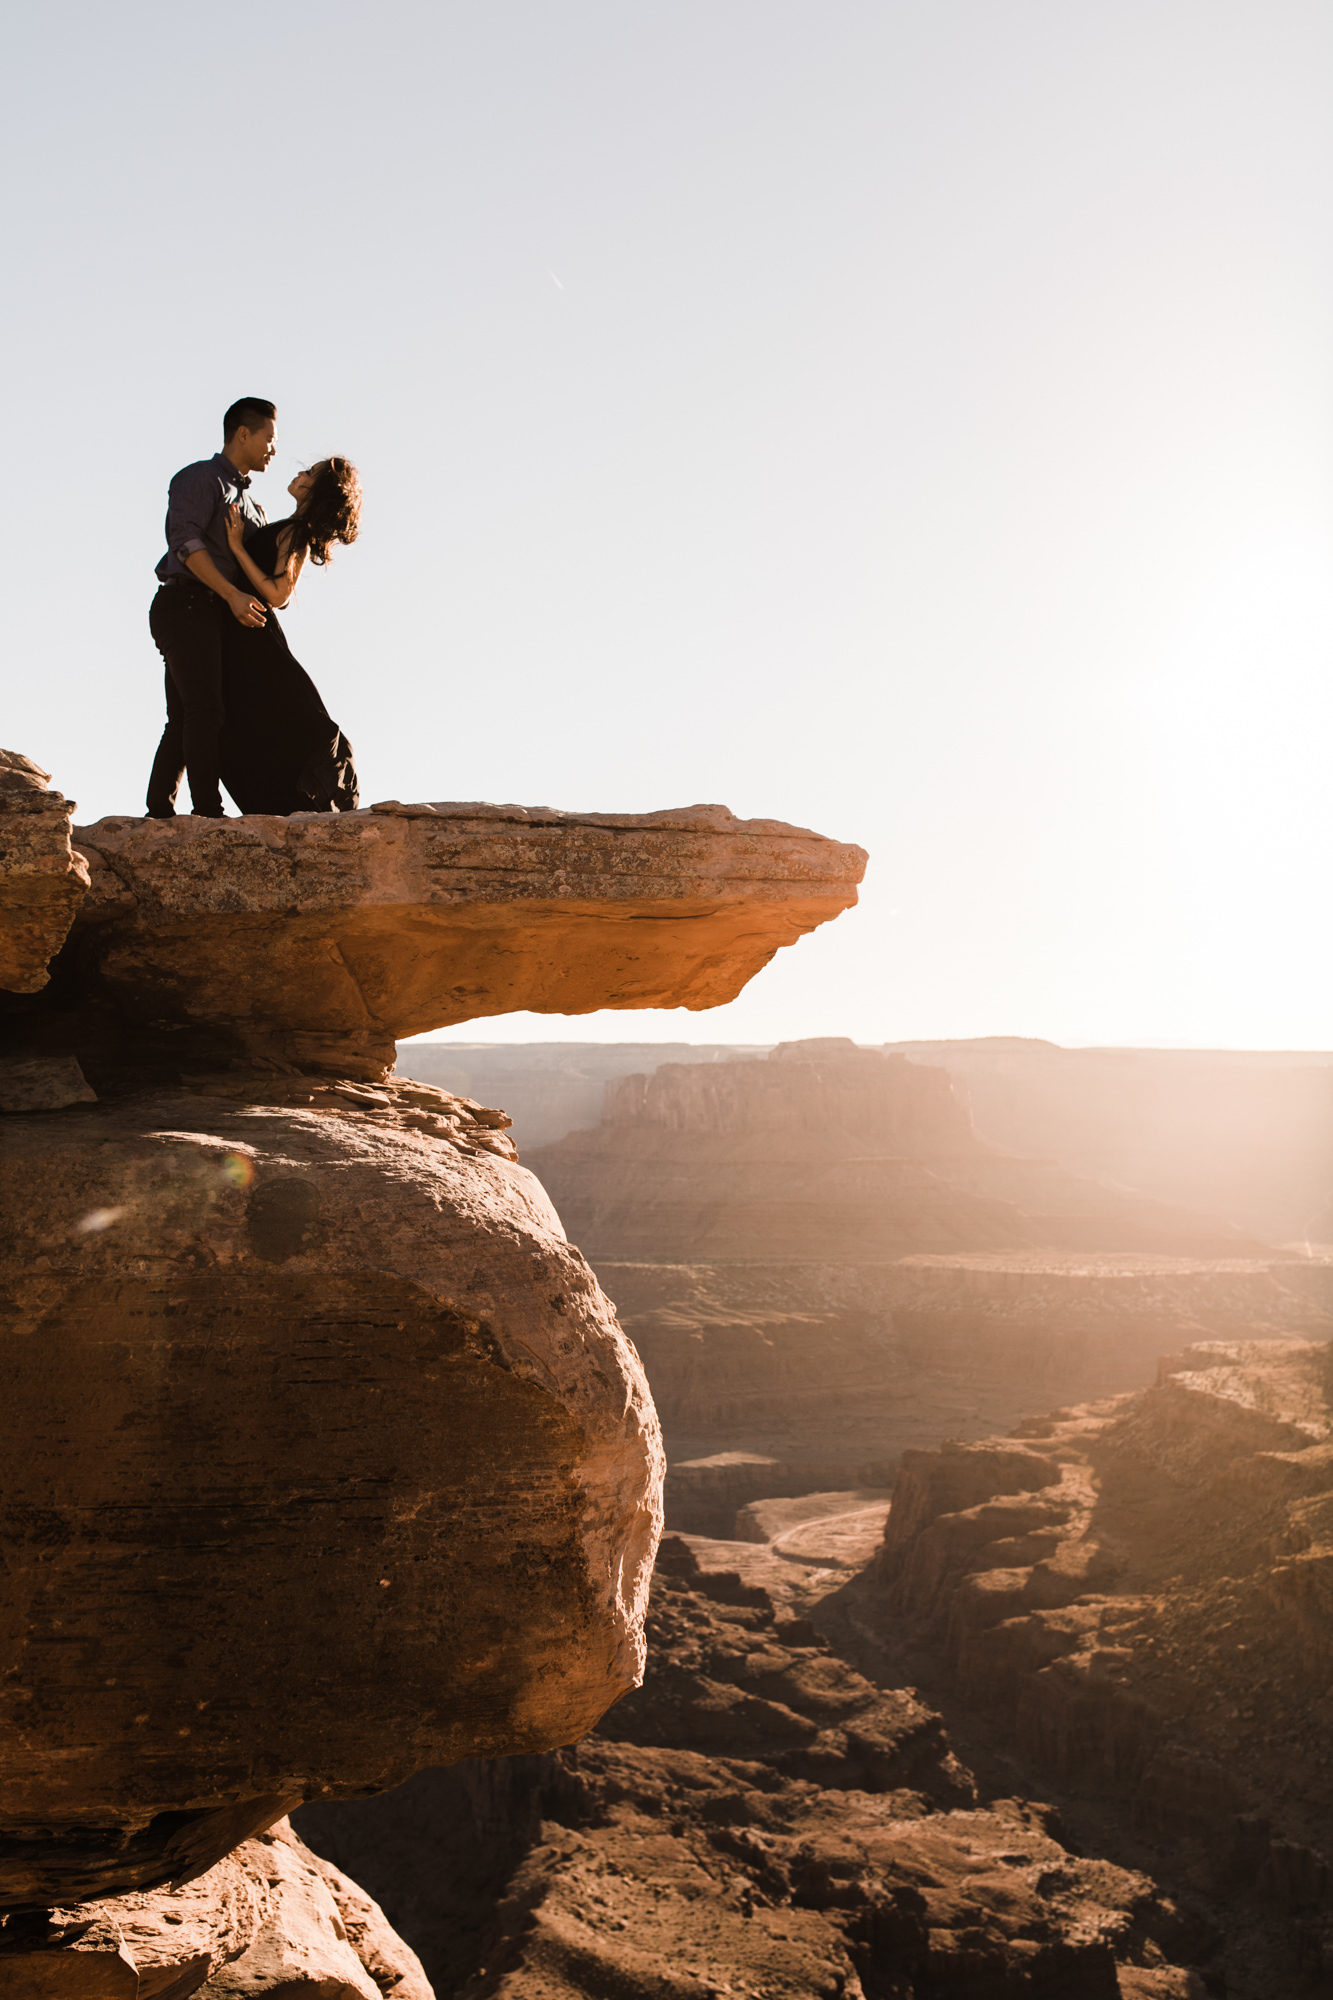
526, 1037, 1272, 1263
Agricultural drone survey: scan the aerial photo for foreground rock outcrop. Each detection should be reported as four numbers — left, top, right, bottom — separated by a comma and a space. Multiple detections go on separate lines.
1, 801, 864, 1077
0, 1816, 430, 1998
0, 751, 89, 995
0, 756, 876, 1986
0, 1071, 663, 1909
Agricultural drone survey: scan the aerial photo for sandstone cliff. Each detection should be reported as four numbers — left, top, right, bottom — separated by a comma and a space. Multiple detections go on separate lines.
0, 750, 90, 995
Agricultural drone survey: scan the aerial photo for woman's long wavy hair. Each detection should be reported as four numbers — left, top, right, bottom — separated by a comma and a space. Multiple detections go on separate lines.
291, 457, 362, 566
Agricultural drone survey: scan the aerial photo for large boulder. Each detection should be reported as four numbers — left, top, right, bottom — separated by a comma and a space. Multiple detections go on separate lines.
0, 1073, 663, 1908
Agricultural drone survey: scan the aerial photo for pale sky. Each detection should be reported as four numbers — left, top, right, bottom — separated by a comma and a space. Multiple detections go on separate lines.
5, 3, 1330, 1048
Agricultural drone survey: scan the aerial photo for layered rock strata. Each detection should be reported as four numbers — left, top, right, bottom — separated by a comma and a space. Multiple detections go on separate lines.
2, 802, 864, 1077
0, 1067, 663, 1910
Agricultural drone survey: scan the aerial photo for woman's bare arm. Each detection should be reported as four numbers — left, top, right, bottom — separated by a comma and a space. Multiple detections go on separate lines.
225, 507, 307, 609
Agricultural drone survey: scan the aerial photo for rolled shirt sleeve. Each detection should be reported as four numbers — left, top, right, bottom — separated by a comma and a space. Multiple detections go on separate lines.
165, 462, 220, 564
155, 454, 259, 585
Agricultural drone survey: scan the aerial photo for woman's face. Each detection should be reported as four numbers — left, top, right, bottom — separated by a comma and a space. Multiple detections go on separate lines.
288, 464, 322, 505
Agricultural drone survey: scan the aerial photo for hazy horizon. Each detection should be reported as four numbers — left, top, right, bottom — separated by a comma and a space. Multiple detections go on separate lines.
6, 2, 1330, 1048
403, 1027, 1333, 1054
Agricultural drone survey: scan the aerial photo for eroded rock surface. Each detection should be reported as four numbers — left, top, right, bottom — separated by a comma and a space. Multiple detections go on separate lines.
0, 750, 90, 995
0, 1817, 429, 1999
41, 804, 865, 1076
0, 1073, 663, 1908
297, 1543, 1210, 1998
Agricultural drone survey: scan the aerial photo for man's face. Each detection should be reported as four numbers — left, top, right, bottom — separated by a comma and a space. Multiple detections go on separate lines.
231, 419, 277, 474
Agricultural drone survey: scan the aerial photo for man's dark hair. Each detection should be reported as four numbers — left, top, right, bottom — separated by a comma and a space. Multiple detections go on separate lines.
223, 397, 276, 441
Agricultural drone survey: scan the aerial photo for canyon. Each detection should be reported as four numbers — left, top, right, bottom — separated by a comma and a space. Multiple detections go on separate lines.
515, 1040, 1326, 1536
405, 1035, 1333, 1245
5, 747, 1332, 1996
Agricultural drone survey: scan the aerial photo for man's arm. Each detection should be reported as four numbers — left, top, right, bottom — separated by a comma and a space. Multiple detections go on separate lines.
165, 462, 266, 626
182, 549, 267, 627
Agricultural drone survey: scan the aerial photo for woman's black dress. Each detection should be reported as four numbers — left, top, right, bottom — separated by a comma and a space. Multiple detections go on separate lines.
219, 520, 359, 815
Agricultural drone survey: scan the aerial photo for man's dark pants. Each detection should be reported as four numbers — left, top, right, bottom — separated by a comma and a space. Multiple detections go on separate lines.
145, 582, 227, 817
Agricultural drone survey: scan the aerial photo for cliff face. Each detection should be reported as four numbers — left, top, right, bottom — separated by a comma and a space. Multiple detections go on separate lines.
856, 1333, 1333, 1976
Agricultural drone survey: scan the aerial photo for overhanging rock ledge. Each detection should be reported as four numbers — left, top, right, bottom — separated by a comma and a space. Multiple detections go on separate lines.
56, 800, 866, 1076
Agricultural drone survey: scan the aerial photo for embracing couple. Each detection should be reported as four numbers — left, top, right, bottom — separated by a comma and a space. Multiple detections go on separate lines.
145, 396, 360, 820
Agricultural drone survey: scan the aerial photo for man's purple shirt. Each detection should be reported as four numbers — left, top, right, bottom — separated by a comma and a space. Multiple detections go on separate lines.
155, 451, 267, 587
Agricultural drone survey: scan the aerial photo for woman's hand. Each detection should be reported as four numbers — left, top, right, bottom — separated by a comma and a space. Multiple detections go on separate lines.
225, 503, 246, 553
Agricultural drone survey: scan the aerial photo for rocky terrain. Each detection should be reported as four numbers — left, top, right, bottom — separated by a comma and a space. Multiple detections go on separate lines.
299, 1539, 1213, 1999
526, 1041, 1269, 1265
0, 750, 867, 1992
403, 1044, 770, 1152
405, 1036, 1333, 1248
298, 1332, 1333, 1999
0, 1815, 432, 1997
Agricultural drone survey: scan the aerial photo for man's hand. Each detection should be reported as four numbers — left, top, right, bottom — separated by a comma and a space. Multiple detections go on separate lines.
229, 590, 268, 628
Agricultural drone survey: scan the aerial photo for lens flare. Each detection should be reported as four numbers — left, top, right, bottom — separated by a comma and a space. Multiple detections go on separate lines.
221, 1154, 255, 1190
78, 1207, 125, 1235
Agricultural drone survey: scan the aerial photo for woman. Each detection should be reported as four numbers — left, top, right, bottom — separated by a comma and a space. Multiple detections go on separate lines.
218, 457, 362, 814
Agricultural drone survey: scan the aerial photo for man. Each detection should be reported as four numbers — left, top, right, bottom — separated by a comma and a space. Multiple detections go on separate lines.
145, 399, 278, 819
